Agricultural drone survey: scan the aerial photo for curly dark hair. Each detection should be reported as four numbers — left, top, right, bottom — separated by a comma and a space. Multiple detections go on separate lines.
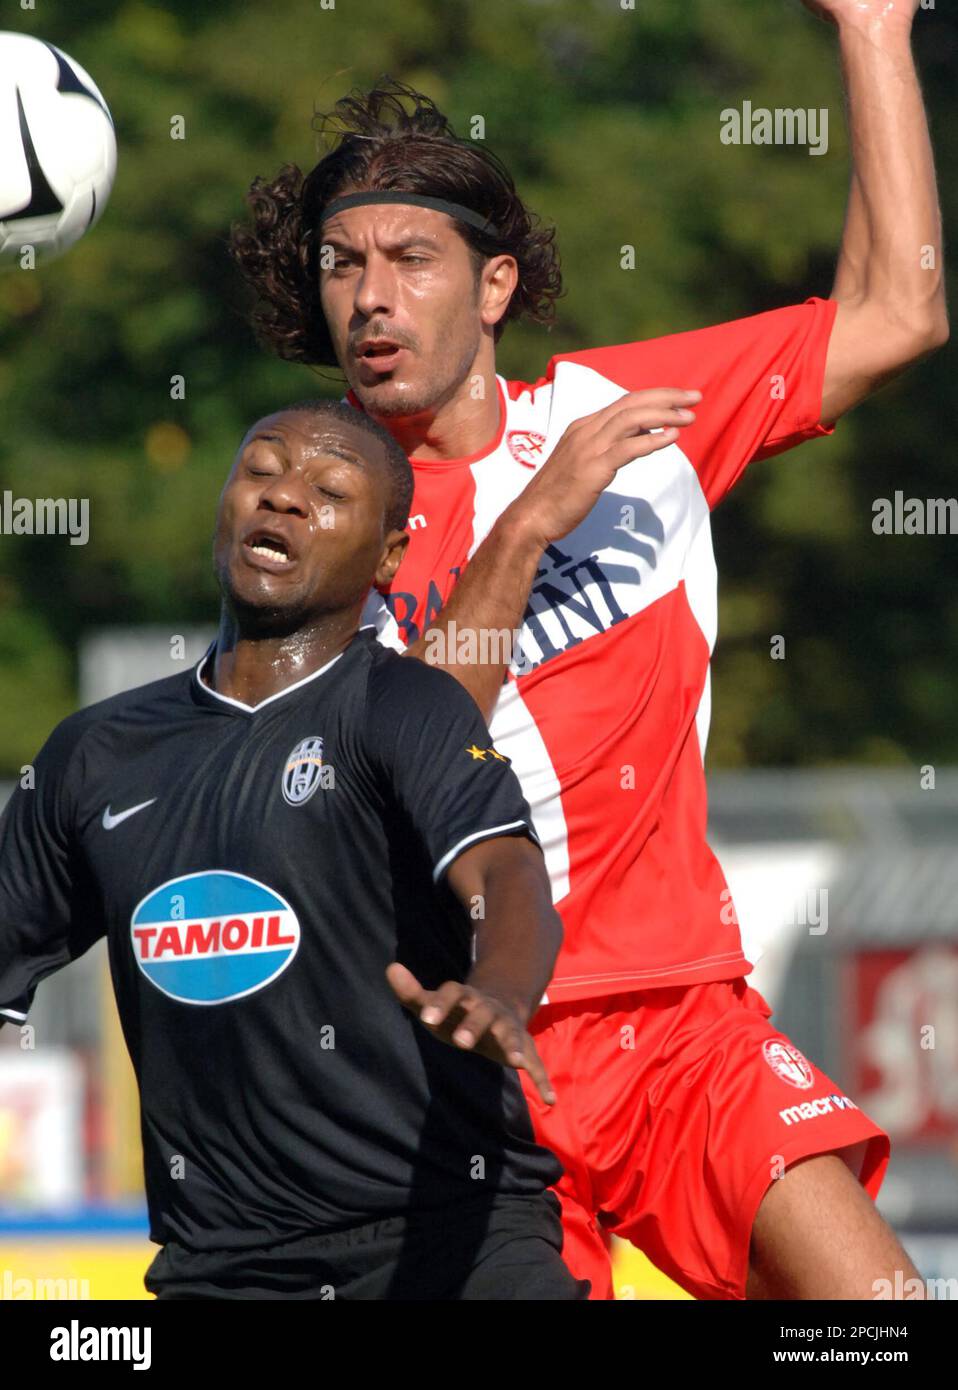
228, 78, 562, 368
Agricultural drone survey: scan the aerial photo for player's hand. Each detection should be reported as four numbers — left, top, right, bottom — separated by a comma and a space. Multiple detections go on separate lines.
505, 387, 701, 550
799, 0, 918, 26
386, 962, 556, 1105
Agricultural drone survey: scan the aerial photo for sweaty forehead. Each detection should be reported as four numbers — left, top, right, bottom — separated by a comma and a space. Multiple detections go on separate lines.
241, 412, 386, 472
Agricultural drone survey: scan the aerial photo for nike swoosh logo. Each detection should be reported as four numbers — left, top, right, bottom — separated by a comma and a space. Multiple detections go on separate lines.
102, 799, 156, 830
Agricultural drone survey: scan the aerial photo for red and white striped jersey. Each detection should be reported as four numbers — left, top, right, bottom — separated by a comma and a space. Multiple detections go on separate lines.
360, 297, 838, 1003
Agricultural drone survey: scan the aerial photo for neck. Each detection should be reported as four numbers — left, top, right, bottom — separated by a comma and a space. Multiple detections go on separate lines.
207, 609, 359, 707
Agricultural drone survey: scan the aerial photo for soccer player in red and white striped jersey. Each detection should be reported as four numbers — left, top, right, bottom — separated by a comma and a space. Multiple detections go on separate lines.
231, 0, 946, 1300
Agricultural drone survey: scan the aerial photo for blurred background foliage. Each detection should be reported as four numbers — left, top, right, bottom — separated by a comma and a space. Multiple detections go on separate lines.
0, 0, 954, 771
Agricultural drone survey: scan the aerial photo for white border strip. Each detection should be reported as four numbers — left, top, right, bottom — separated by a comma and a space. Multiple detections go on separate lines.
194, 643, 345, 713
0, 1006, 27, 1022
432, 819, 538, 883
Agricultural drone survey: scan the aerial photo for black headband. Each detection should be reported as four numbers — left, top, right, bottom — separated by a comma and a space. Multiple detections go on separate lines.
319, 191, 500, 239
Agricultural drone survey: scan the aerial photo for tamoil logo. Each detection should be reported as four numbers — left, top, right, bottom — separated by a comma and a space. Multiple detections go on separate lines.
130, 870, 300, 1005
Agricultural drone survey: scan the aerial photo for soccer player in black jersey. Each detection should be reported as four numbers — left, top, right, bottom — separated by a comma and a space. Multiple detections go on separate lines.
0, 399, 588, 1301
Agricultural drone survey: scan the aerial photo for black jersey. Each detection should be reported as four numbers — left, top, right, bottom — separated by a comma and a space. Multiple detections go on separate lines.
0, 628, 561, 1255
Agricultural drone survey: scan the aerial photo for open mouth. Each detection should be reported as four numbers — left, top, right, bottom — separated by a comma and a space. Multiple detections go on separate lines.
358, 337, 403, 358
243, 530, 294, 567
354, 340, 405, 373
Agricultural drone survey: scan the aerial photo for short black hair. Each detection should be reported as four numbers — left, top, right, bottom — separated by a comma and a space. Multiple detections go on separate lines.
272, 398, 413, 532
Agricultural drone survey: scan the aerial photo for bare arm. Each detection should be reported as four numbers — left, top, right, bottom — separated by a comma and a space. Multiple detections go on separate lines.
405, 387, 702, 719
810, 0, 948, 421
449, 834, 562, 1024
386, 834, 561, 1102
404, 509, 545, 722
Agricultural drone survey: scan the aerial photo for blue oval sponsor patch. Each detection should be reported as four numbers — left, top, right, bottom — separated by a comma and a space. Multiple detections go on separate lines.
130, 870, 300, 1005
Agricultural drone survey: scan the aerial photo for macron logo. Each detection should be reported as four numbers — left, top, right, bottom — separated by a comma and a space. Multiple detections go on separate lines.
102, 799, 156, 830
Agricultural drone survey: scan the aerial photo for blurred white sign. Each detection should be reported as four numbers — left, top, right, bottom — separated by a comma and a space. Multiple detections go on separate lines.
0, 1050, 85, 1206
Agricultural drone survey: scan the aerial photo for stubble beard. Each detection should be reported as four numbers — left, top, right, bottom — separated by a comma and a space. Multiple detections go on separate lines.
348, 328, 481, 423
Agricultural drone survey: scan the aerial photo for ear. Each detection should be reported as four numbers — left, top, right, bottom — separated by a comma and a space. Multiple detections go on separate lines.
479, 254, 518, 329
375, 529, 408, 587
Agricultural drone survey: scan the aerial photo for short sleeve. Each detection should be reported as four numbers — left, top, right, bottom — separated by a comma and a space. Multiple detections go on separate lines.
364, 653, 539, 882
548, 296, 838, 509
0, 716, 104, 1023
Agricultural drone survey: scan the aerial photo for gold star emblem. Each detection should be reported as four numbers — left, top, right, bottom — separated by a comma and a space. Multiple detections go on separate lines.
466, 744, 487, 761
487, 748, 507, 762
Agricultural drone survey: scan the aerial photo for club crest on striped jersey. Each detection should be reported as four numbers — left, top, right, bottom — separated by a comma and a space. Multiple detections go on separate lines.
507, 430, 546, 468
130, 871, 300, 1004
282, 735, 325, 806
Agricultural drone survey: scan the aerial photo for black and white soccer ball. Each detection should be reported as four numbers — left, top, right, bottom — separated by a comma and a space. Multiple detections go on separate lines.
0, 32, 116, 268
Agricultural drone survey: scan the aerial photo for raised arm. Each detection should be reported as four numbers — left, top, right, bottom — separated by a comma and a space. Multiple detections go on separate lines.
404, 506, 545, 723
811, 0, 948, 421
405, 388, 702, 720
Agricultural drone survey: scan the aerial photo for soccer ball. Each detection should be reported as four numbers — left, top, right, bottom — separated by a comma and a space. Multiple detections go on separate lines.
0, 31, 116, 268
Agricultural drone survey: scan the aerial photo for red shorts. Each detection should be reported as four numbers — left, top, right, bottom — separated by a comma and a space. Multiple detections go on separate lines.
520, 978, 890, 1301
